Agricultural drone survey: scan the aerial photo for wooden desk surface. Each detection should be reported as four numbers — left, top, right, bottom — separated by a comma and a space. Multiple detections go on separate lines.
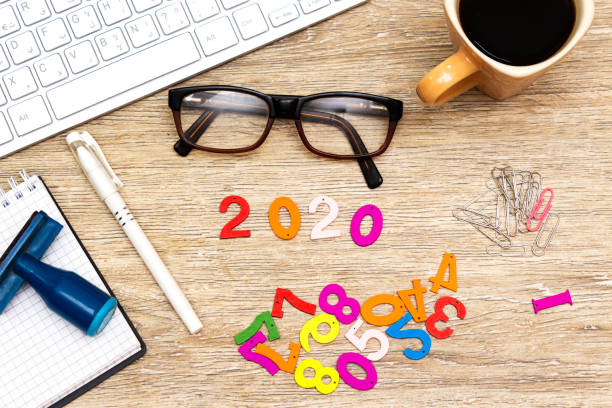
2, 1, 611, 406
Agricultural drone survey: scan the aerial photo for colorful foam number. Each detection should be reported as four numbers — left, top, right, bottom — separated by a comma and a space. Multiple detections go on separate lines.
397, 279, 428, 323
336, 352, 377, 391
425, 296, 466, 340
526, 188, 554, 232
238, 331, 280, 376
219, 195, 251, 239
234, 311, 280, 345
429, 252, 458, 294
294, 358, 340, 395
386, 312, 432, 360
300, 314, 340, 353
255, 342, 301, 374
318, 283, 361, 325
345, 317, 389, 361
309, 195, 341, 240
268, 196, 301, 240
360, 294, 406, 326
271, 288, 317, 318
350, 204, 383, 247
532, 289, 572, 314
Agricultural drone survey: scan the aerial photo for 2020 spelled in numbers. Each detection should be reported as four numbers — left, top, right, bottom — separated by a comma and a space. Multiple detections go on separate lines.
219, 195, 383, 247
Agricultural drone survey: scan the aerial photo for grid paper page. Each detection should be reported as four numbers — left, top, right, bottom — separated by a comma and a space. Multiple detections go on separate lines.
0, 175, 142, 408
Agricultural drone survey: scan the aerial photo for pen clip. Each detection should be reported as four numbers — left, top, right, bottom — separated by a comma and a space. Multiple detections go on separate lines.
68, 131, 124, 189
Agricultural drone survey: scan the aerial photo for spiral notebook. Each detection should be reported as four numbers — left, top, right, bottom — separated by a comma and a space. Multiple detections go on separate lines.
0, 172, 145, 408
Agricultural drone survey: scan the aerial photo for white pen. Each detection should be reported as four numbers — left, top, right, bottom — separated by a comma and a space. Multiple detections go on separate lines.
66, 131, 203, 334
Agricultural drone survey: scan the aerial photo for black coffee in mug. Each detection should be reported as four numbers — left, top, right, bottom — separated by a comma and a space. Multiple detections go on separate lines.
459, 0, 576, 66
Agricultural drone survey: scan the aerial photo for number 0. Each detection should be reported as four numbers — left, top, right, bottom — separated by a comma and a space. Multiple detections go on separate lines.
269, 197, 301, 240
350, 204, 383, 247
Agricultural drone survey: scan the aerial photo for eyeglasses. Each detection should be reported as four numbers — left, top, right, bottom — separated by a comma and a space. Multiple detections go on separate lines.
168, 86, 403, 189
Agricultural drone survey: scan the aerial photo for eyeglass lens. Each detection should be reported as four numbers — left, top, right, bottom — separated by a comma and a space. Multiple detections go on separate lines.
180, 90, 270, 150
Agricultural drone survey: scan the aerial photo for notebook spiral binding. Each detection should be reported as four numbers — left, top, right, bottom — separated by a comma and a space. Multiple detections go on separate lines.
0, 170, 36, 208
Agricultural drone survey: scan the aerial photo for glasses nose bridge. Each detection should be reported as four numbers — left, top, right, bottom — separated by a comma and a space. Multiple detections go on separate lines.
270, 95, 300, 120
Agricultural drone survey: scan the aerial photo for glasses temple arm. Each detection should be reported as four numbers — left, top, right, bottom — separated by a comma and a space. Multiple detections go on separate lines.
300, 109, 383, 189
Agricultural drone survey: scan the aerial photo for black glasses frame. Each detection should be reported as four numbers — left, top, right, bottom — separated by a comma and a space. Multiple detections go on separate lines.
168, 86, 404, 188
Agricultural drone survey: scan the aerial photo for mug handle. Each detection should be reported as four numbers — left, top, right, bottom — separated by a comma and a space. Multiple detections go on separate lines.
416, 48, 480, 106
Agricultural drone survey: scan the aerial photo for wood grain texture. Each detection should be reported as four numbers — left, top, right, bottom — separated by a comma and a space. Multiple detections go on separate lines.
1, 0, 611, 406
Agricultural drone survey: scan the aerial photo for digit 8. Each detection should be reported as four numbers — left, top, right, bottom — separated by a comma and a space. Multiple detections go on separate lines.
294, 358, 340, 395
318, 283, 361, 325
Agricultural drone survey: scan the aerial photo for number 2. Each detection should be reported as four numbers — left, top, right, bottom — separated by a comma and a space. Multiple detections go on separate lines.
219, 195, 251, 239
309, 195, 341, 240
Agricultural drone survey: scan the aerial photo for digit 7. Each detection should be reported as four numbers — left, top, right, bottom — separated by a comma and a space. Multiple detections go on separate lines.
271, 288, 316, 318
234, 311, 280, 345
255, 342, 301, 374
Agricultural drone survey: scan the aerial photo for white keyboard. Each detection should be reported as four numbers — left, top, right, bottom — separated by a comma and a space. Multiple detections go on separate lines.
0, 0, 367, 157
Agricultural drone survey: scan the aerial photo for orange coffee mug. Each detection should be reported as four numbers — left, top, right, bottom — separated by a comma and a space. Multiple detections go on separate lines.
416, 0, 594, 106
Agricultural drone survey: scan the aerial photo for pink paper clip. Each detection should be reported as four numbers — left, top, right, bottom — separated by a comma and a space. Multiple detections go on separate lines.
526, 188, 554, 232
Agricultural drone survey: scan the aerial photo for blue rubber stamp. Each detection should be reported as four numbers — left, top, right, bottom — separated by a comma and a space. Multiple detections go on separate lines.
0, 211, 117, 336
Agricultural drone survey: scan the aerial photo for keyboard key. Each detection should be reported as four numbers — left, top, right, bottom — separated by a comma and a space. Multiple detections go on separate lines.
269, 5, 300, 27
195, 17, 238, 56
220, 0, 248, 10
16, 0, 51, 26
233, 4, 267, 40
4, 67, 37, 99
6, 31, 40, 64
95, 28, 129, 60
65, 41, 98, 73
97, 0, 131, 26
125, 15, 159, 48
0, 46, 9, 72
47, 33, 200, 119
50, 0, 82, 13
0, 6, 20, 39
0, 87, 5, 105
299, 0, 330, 14
37, 19, 71, 52
34, 53, 68, 86
186, 0, 219, 23
68, 6, 102, 38
156, 3, 190, 35
3, 67, 37, 101
0, 113, 12, 144
130, 0, 162, 13
8, 96, 51, 135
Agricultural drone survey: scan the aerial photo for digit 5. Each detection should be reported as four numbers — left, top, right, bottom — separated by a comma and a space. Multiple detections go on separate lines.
385, 312, 431, 360
425, 296, 466, 340
345, 318, 389, 361
238, 331, 280, 376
